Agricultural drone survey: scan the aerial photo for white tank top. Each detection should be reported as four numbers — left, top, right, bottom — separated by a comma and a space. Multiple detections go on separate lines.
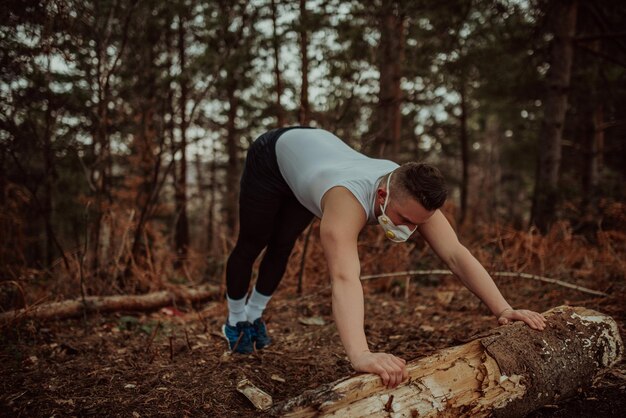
275, 128, 398, 222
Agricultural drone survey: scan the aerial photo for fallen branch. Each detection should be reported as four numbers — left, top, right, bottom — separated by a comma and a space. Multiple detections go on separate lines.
274, 306, 623, 417
0, 284, 220, 325
360, 270, 608, 297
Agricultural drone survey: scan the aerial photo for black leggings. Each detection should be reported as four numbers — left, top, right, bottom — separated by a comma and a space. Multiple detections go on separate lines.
226, 127, 314, 299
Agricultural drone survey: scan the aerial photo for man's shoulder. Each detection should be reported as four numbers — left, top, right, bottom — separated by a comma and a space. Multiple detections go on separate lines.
321, 186, 367, 226
321, 186, 362, 208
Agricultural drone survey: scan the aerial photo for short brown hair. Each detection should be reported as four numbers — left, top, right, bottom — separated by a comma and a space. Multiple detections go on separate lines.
391, 162, 447, 211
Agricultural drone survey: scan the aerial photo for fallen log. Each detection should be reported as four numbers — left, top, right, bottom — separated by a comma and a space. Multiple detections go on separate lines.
0, 284, 220, 324
273, 306, 624, 417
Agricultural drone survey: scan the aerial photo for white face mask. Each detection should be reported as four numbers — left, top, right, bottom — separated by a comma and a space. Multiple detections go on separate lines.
377, 172, 417, 243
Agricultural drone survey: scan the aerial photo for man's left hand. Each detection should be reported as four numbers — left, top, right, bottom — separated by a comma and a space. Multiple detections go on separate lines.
498, 308, 546, 330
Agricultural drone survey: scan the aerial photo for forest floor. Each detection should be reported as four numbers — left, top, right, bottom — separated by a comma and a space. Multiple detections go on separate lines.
1, 269, 625, 418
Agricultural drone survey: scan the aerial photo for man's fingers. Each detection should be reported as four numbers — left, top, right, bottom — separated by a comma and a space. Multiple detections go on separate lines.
390, 355, 406, 369
535, 313, 546, 326
389, 360, 405, 387
383, 356, 403, 387
378, 369, 390, 387
522, 313, 545, 330
365, 353, 410, 388
534, 315, 546, 329
500, 309, 546, 330
392, 356, 409, 382
384, 362, 398, 388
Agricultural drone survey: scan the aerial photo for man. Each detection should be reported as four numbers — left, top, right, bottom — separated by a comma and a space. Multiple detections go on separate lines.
222, 126, 546, 388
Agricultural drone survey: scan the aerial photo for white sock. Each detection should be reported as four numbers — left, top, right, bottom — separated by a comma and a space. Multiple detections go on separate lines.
245, 288, 272, 322
227, 295, 247, 325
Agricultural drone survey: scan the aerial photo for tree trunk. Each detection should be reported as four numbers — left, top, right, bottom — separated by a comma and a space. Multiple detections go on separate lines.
587, 105, 604, 201
484, 114, 502, 225
271, 0, 285, 126
174, 11, 190, 267
458, 78, 469, 226
299, 0, 310, 126
90, 84, 109, 275
274, 306, 623, 417
372, 2, 405, 160
32, 54, 70, 271
225, 76, 240, 233
0, 285, 220, 324
531, 0, 578, 232
194, 151, 205, 250
207, 138, 218, 255
90, 30, 114, 276
582, 38, 603, 218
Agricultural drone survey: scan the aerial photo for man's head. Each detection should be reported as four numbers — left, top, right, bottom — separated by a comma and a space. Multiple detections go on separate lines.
390, 162, 447, 211
375, 162, 447, 231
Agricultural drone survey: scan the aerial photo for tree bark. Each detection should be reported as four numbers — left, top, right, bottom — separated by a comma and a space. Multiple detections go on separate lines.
225, 75, 240, 233
89, 0, 124, 275
484, 114, 502, 225
299, 0, 310, 126
458, 77, 469, 226
207, 138, 218, 255
175, 10, 190, 266
273, 306, 623, 417
271, 0, 285, 126
0, 285, 219, 324
372, 2, 405, 160
531, 0, 578, 232
582, 39, 604, 218
587, 105, 604, 201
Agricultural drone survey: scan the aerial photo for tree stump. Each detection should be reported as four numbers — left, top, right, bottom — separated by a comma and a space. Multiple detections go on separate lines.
273, 306, 623, 417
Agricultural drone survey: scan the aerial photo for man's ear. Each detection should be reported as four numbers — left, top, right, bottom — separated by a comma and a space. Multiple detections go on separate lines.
376, 188, 387, 205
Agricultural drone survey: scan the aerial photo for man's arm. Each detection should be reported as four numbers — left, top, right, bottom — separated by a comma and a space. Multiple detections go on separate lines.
320, 187, 408, 388
418, 210, 546, 330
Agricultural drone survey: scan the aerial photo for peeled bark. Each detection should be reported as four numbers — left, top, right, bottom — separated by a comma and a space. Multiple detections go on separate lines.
0, 285, 219, 324
274, 306, 623, 417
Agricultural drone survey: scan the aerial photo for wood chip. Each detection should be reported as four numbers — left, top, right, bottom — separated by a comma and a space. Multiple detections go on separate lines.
236, 379, 273, 411
435, 291, 455, 306
298, 316, 326, 326
271, 374, 286, 383
420, 325, 435, 333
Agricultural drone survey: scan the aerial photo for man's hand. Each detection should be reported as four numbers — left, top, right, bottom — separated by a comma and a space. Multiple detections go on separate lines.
350, 351, 409, 389
498, 308, 546, 330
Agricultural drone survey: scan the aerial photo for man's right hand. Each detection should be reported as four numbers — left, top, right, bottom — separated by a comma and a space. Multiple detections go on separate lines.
350, 351, 409, 388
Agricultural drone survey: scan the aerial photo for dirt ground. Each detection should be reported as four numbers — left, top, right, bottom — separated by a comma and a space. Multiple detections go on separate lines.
1, 270, 625, 418
0, 277, 626, 417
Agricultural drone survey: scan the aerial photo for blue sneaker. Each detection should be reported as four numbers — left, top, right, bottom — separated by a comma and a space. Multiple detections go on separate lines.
222, 321, 254, 354
252, 318, 271, 350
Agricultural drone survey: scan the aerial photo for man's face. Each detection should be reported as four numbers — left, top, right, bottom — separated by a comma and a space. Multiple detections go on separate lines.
376, 189, 435, 230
